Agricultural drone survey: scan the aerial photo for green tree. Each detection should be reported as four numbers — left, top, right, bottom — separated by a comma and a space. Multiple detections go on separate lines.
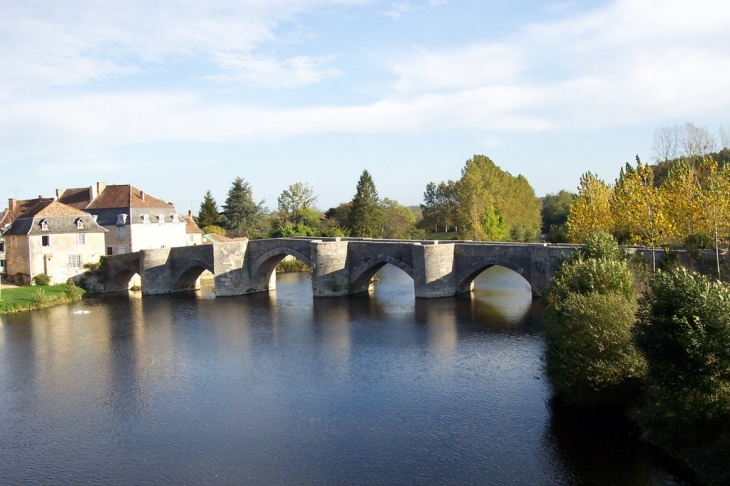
543, 232, 645, 408
634, 269, 730, 485
349, 170, 384, 238
222, 177, 269, 238
697, 157, 730, 279
197, 190, 222, 228
420, 180, 458, 233
277, 182, 318, 226
541, 190, 575, 242
381, 198, 422, 239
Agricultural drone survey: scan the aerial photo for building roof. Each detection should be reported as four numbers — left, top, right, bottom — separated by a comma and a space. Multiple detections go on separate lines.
182, 215, 203, 234
1, 198, 53, 229
4, 200, 107, 236
58, 184, 174, 210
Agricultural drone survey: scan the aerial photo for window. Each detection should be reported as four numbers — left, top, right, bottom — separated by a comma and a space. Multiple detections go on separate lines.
117, 226, 125, 240
116, 214, 127, 225
40, 219, 48, 231
171, 214, 180, 223
0, 241, 4, 252
141, 214, 150, 223
68, 255, 81, 268
42, 235, 50, 247
77, 233, 86, 245
75, 218, 84, 229
106, 247, 113, 256
117, 246, 126, 254
157, 214, 165, 224
0, 259, 5, 269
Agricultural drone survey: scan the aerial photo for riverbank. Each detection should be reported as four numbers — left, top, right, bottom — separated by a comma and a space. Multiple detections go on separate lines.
0, 283, 85, 314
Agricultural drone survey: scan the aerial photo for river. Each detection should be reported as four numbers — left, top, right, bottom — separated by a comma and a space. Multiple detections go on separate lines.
0, 266, 694, 485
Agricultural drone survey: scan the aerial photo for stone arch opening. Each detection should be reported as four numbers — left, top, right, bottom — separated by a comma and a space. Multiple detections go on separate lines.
350, 257, 415, 295
249, 247, 313, 293
456, 260, 531, 295
107, 267, 141, 292
172, 259, 215, 292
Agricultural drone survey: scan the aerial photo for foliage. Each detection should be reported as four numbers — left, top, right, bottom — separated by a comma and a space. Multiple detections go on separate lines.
420, 180, 458, 233
202, 225, 226, 236
634, 269, 730, 485
381, 198, 421, 239
696, 157, 730, 279
277, 182, 318, 226
271, 223, 319, 238
197, 190, 222, 228
64, 282, 83, 300
567, 172, 613, 243
32, 273, 51, 286
543, 232, 645, 408
349, 170, 384, 238
452, 155, 541, 242
221, 177, 269, 238
541, 190, 575, 238
276, 259, 311, 273
7, 273, 31, 286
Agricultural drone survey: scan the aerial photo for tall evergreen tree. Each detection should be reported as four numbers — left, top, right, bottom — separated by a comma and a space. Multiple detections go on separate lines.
197, 190, 221, 228
349, 170, 383, 238
222, 177, 268, 238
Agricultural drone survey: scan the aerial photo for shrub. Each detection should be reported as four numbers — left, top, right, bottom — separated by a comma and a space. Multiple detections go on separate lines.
543, 291, 645, 407
543, 231, 645, 408
202, 225, 226, 236
64, 282, 83, 300
7, 273, 31, 286
633, 268, 730, 485
32, 288, 50, 306
32, 273, 51, 286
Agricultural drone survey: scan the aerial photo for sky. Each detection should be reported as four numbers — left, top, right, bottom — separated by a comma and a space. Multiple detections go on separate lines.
2, 0, 729, 214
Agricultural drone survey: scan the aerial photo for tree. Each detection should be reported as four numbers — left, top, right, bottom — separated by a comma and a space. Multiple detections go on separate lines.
634, 269, 730, 485
683, 122, 717, 157
454, 155, 541, 242
197, 190, 222, 228
349, 170, 384, 238
720, 126, 730, 150
611, 157, 671, 270
652, 125, 682, 163
221, 177, 269, 238
658, 161, 703, 245
543, 232, 645, 408
697, 157, 730, 279
381, 198, 422, 239
541, 190, 575, 242
277, 182, 318, 226
566, 172, 613, 243
420, 180, 458, 233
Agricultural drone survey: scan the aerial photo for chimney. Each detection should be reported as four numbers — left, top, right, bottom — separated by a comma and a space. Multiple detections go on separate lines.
56, 188, 64, 199
140, 191, 145, 201
97, 182, 106, 195
91, 182, 106, 201
8, 198, 16, 211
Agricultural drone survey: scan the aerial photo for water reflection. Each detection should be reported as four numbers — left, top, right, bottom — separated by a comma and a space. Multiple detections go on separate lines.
0, 265, 691, 485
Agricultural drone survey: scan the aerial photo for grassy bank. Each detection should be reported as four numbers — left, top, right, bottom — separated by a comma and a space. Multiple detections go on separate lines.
0, 284, 85, 314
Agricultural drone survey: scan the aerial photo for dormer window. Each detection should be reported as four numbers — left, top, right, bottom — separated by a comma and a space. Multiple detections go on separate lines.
75, 218, 84, 229
157, 214, 165, 224
116, 214, 127, 225
141, 214, 150, 223
170, 214, 180, 223
40, 219, 48, 231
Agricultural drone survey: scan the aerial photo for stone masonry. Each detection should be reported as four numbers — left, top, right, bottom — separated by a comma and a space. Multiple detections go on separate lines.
92, 237, 581, 298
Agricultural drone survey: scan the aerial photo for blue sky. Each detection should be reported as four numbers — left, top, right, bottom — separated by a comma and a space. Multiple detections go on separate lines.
2, 0, 729, 214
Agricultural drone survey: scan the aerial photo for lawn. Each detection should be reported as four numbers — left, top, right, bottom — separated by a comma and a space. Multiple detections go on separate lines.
0, 285, 84, 313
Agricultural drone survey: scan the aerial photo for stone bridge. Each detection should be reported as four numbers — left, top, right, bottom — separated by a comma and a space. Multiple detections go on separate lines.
89, 237, 585, 298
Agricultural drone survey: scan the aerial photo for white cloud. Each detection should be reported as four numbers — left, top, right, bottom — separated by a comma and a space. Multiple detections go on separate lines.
207, 53, 342, 88
0, 0, 366, 91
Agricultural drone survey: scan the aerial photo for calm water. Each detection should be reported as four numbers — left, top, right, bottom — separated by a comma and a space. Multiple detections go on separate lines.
0, 266, 693, 485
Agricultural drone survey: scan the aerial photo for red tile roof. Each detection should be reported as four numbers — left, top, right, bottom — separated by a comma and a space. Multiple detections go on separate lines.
87, 185, 173, 209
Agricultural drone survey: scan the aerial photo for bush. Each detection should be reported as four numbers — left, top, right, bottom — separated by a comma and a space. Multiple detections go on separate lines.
64, 282, 83, 300
32, 273, 51, 286
543, 291, 645, 407
7, 273, 31, 286
633, 269, 730, 485
543, 231, 645, 408
32, 288, 50, 306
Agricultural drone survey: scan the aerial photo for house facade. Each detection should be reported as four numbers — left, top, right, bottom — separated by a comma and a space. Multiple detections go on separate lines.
3, 200, 107, 284
58, 183, 197, 255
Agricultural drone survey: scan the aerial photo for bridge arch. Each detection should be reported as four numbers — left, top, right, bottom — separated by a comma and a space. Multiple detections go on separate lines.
350, 256, 415, 294
171, 258, 215, 291
455, 259, 530, 294
249, 247, 313, 289
107, 264, 142, 291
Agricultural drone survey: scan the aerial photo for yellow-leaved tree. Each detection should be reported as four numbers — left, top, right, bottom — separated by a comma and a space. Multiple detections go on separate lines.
658, 161, 703, 245
697, 157, 730, 279
566, 172, 613, 243
611, 157, 672, 270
